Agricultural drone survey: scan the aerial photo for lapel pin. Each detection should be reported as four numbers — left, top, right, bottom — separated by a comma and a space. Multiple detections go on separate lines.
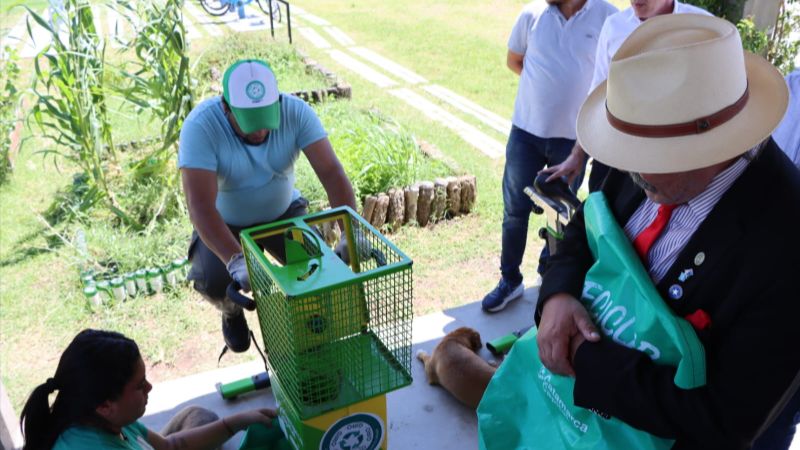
694, 252, 706, 266
679, 269, 694, 282
669, 284, 684, 300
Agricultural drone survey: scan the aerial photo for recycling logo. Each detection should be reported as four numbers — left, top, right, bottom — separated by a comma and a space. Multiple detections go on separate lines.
320, 413, 384, 450
245, 80, 266, 102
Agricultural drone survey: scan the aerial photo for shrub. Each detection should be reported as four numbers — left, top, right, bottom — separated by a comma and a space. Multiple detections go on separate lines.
686, 0, 799, 75
295, 101, 452, 211
744, 0, 800, 75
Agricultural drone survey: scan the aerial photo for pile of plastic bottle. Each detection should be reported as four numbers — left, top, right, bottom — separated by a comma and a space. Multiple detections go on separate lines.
81, 258, 190, 306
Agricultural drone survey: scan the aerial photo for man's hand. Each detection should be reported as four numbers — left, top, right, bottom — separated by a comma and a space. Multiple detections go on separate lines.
334, 229, 371, 265
539, 143, 587, 186
537, 293, 600, 377
226, 252, 251, 292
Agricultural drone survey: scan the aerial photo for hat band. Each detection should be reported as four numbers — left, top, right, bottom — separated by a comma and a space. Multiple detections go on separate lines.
606, 84, 749, 138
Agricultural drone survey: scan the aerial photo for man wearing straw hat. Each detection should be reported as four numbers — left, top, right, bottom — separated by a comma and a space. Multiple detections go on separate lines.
535, 14, 800, 448
179, 59, 356, 355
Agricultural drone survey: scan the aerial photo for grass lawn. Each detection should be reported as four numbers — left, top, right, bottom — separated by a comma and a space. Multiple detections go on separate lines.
0, 0, 629, 412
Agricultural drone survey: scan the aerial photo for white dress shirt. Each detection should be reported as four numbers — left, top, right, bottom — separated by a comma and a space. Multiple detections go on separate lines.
588, 1, 712, 93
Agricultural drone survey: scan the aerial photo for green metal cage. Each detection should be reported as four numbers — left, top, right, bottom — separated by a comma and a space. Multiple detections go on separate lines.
240, 206, 413, 419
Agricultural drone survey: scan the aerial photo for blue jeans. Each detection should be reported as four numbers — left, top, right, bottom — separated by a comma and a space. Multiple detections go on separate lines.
751, 388, 800, 450
500, 126, 583, 284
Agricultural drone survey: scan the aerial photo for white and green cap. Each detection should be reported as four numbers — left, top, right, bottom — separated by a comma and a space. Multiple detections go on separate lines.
222, 59, 280, 133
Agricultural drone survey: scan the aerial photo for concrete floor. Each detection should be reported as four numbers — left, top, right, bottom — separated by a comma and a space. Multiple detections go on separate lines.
140, 286, 800, 450
140, 287, 539, 449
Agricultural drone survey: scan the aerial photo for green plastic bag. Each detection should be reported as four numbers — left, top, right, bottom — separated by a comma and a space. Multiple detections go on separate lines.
238, 423, 291, 450
477, 192, 706, 450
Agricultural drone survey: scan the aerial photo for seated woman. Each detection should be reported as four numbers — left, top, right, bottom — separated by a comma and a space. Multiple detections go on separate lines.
20, 329, 275, 449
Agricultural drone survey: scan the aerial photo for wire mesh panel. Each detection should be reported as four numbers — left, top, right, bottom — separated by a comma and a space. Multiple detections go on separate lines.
241, 206, 413, 419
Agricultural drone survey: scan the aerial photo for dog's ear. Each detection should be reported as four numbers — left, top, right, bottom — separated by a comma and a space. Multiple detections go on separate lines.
469, 330, 482, 351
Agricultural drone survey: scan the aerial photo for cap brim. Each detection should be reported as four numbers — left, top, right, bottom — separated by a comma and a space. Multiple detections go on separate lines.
231, 102, 280, 134
576, 52, 788, 174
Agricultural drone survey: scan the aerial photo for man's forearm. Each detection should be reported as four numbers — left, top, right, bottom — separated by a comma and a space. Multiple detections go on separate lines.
190, 206, 241, 264
507, 50, 524, 76
322, 171, 357, 211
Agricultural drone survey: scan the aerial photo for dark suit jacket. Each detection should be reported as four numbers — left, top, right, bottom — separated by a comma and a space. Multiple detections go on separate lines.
536, 139, 800, 449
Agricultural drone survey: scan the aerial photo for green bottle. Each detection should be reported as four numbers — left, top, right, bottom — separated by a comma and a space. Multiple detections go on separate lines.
83, 285, 101, 307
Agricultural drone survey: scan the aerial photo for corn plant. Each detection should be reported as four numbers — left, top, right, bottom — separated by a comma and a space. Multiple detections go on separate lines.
25, 1, 140, 226
0, 46, 21, 185
111, 0, 193, 228
113, 0, 193, 157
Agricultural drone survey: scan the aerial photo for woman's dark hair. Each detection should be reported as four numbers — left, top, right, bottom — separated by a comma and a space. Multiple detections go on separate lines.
20, 329, 141, 450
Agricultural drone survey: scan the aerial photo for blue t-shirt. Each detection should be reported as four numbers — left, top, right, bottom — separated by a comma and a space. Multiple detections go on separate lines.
178, 94, 327, 226
52, 422, 153, 449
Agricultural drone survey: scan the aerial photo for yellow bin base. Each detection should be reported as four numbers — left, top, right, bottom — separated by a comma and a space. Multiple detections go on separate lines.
277, 381, 388, 450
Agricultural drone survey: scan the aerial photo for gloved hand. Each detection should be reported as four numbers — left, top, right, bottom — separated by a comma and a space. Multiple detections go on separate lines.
226, 252, 251, 292
334, 229, 371, 266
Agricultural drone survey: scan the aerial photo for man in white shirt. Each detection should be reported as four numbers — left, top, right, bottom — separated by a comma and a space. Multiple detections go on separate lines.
481, 0, 618, 313
772, 69, 800, 168
540, 0, 711, 191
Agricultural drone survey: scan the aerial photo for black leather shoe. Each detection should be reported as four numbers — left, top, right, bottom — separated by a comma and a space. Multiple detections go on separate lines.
222, 310, 250, 353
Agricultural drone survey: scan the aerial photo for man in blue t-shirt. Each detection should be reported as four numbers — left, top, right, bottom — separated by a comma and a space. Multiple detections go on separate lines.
178, 59, 356, 353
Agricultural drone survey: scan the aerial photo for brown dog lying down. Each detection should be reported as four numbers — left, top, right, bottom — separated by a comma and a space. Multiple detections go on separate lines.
416, 327, 497, 409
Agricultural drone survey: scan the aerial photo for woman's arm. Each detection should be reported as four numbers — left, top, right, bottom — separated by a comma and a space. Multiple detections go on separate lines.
147, 408, 277, 450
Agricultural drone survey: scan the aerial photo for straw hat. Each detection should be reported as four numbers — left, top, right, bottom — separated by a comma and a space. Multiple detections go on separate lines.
577, 14, 788, 174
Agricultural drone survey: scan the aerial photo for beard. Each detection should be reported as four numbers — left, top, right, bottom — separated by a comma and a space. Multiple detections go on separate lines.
629, 172, 659, 193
